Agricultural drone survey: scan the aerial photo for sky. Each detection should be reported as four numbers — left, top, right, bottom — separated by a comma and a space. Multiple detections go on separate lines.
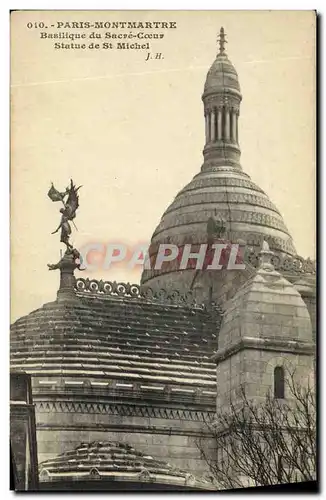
11, 10, 316, 321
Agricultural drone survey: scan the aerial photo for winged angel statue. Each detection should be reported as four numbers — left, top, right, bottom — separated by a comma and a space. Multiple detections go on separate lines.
48, 179, 82, 249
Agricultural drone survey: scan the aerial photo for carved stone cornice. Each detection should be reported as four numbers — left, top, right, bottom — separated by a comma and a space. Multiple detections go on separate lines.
35, 400, 216, 422
212, 336, 315, 364
202, 87, 242, 101
245, 250, 316, 276
75, 278, 202, 308
36, 422, 215, 438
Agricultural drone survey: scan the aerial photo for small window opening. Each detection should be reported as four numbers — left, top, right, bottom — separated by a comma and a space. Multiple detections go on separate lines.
274, 366, 285, 399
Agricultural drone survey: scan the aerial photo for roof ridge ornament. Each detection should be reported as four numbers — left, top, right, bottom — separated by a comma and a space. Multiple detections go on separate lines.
217, 26, 227, 56
74, 278, 211, 310
245, 246, 316, 276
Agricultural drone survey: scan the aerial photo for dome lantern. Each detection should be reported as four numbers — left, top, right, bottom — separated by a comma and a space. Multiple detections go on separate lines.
202, 27, 242, 170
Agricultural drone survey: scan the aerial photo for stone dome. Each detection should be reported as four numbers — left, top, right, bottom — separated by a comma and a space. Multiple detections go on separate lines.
141, 29, 296, 299
141, 165, 296, 290
204, 53, 241, 96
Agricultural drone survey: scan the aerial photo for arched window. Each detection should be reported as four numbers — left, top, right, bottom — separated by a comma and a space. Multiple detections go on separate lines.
274, 366, 285, 399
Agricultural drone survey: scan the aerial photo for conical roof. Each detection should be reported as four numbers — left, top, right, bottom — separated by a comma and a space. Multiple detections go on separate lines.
203, 26, 241, 96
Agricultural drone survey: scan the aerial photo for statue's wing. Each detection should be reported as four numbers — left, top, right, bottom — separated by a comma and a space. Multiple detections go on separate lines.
64, 179, 82, 220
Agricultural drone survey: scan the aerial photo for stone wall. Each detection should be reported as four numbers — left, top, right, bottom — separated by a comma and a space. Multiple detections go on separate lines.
35, 404, 215, 477
216, 349, 315, 409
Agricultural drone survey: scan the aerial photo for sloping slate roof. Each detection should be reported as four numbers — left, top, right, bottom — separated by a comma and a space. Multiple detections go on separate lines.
10, 293, 220, 389
39, 440, 216, 490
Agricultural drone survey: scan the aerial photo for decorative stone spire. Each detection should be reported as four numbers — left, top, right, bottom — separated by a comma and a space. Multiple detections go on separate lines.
217, 27, 227, 55
202, 30, 242, 170
259, 240, 275, 272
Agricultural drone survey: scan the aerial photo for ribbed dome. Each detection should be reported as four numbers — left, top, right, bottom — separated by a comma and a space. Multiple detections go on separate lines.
141, 166, 296, 288
155, 168, 294, 251
204, 53, 241, 96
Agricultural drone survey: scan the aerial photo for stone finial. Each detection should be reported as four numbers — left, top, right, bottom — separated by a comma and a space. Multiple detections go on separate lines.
259, 240, 275, 271
217, 27, 227, 55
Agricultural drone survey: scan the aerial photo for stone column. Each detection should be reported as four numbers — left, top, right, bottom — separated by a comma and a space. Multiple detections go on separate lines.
231, 110, 237, 143
224, 108, 230, 140
217, 108, 222, 140
205, 112, 209, 143
236, 111, 239, 143
210, 109, 216, 142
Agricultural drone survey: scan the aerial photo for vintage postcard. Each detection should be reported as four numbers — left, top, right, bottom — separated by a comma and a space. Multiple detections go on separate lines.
10, 10, 316, 492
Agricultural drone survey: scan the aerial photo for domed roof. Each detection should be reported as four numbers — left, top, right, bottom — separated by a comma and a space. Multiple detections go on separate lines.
10, 286, 218, 393
39, 440, 216, 490
141, 166, 296, 288
154, 168, 294, 251
204, 53, 241, 96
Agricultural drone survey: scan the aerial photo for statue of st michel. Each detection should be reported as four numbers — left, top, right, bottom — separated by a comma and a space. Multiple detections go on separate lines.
47, 179, 82, 271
